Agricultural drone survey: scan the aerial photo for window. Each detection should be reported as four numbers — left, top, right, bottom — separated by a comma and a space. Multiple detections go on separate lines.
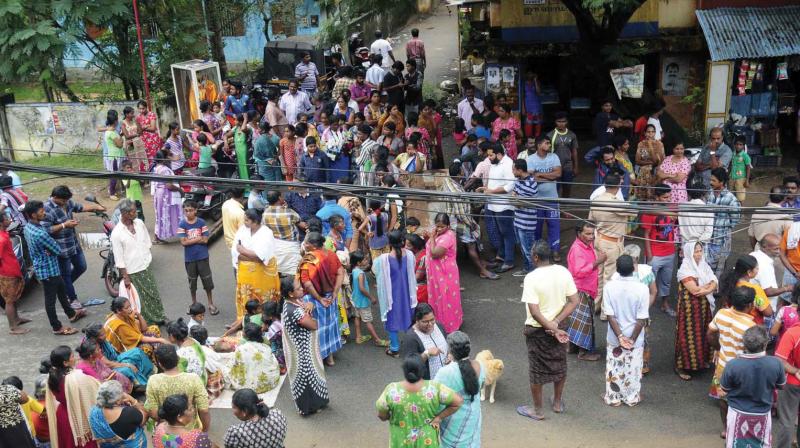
270, 3, 297, 37
215, 3, 246, 37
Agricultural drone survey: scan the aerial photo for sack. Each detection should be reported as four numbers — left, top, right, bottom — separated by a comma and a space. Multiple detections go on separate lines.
118, 282, 141, 313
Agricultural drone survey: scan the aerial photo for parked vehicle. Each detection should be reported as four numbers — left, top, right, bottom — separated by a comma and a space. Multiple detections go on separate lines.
181, 178, 224, 221
85, 195, 120, 297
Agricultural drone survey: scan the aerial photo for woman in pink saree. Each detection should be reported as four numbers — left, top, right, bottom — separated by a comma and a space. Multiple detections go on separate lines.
425, 213, 462, 333
75, 339, 133, 393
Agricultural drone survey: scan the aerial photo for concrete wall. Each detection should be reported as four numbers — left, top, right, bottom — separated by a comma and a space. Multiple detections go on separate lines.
3, 101, 138, 160
659, 0, 698, 29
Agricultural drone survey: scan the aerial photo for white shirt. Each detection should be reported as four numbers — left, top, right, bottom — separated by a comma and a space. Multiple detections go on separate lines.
602, 276, 650, 348
457, 98, 485, 131
679, 198, 713, 244
590, 186, 624, 201
370, 38, 393, 68
486, 155, 515, 212
647, 117, 663, 141
278, 91, 312, 124
366, 64, 386, 88
750, 249, 779, 311
110, 219, 152, 274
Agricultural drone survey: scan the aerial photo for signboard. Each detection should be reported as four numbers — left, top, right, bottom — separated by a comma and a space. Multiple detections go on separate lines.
500, 0, 659, 43
610, 65, 645, 99
485, 63, 521, 112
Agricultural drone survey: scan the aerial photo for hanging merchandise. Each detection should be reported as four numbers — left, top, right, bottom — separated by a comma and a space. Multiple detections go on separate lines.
777, 62, 789, 80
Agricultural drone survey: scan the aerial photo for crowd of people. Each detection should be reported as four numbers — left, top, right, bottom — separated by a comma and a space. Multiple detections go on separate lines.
3, 25, 800, 448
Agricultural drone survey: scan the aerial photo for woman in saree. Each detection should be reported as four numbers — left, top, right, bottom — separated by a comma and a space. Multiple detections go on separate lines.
135, 100, 162, 169
224, 113, 252, 181
338, 189, 370, 261
373, 230, 417, 358
426, 213, 462, 333
44, 345, 100, 448
323, 214, 353, 340
89, 380, 147, 448
228, 323, 281, 394
299, 231, 345, 366
281, 276, 329, 416
378, 103, 405, 136
394, 140, 426, 174
120, 106, 146, 173
104, 297, 170, 365
674, 241, 718, 381
152, 150, 182, 243
76, 340, 132, 394
231, 209, 280, 321
166, 319, 207, 385
635, 124, 665, 201
82, 323, 152, 389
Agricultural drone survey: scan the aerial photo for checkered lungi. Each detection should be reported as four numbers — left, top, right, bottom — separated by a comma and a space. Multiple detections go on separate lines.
566, 291, 595, 351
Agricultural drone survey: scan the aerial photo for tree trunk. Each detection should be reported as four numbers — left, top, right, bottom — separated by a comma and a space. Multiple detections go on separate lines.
205, 0, 228, 79
41, 79, 54, 103
51, 58, 80, 102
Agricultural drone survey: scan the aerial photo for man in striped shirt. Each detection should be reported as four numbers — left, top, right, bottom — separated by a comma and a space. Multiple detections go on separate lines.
294, 52, 319, 96
707, 286, 756, 439
504, 159, 538, 276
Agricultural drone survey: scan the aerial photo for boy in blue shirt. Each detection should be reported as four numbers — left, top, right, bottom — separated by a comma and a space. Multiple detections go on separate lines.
350, 251, 388, 346
178, 201, 217, 315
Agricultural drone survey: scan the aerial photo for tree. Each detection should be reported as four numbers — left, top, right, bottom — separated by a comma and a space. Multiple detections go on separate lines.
560, 0, 649, 97
205, 0, 229, 79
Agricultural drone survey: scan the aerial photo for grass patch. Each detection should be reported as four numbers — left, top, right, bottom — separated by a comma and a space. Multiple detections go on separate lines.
1, 81, 126, 103
15, 151, 107, 197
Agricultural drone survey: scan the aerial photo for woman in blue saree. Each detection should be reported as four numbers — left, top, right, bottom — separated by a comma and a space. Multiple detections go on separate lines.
83, 323, 153, 388
89, 380, 147, 448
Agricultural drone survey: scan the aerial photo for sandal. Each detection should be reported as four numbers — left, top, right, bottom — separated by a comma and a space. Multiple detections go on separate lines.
674, 368, 692, 381
662, 307, 677, 318
479, 272, 500, 280
356, 335, 372, 344
53, 327, 78, 336
208, 305, 220, 316
385, 349, 400, 358
9, 328, 30, 335
374, 339, 389, 347
516, 405, 545, 421
69, 309, 87, 323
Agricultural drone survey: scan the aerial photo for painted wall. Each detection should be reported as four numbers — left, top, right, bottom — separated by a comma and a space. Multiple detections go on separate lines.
659, 0, 697, 29
3, 101, 139, 160
500, 0, 660, 43
697, 0, 800, 9
64, 0, 324, 68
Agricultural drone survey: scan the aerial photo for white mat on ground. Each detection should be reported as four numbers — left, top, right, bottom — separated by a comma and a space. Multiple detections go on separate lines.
209, 374, 287, 409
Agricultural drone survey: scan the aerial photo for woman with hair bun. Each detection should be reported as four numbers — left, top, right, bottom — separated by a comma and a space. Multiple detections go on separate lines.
223, 388, 287, 448
376, 353, 463, 448
44, 345, 100, 448
434, 331, 485, 448
152, 394, 211, 448
372, 230, 418, 358
166, 318, 207, 385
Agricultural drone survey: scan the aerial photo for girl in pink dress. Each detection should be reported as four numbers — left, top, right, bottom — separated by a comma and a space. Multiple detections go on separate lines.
425, 213, 462, 333
75, 340, 132, 393
771, 287, 800, 341
492, 104, 522, 159
656, 142, 692, 203
135, 101, 162, 169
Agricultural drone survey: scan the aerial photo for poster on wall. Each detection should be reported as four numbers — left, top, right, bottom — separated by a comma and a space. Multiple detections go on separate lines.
485, 64, 520, 111
610, 64, 644, 99
662, 56, 689, 96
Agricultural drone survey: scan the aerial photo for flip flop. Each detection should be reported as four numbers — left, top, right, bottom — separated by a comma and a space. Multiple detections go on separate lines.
674, 368, 692, 381
208, 305, 220, 316
662, 307, 677, 318
550, 397, 565, 413
82, 298, 106, 307
9, 328, 30, 335
516, 405, 545, 421
385, 349, 400, 358
53, 327, 78, 336
69, 310, 87, 323
479, 272, 500, 280
374, 339, 389, 347
356, 335, 372, 344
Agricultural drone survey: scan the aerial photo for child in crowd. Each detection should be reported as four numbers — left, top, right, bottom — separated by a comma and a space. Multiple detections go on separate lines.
730, 135, 751, 202
406, 234, 428, 304
350, 251, 388, 346
362, 199, 390, 261
262, 300, 286, 372
405, 216, 424, 239
31, 375, 49, 448
771, 283, 800, 340
120, 160, 145, 221
178, 201, 217, 315
2, 376, 43, 440
498, 128, 512, 156
279, 125, 297, 181
453, 118, 467, 147
213, 102, 228, 133
247, 174, 267, 211
196, 133, 216, 177
187, 302, 206, 331
188, 325, 224, 401
222, 299, 262, 337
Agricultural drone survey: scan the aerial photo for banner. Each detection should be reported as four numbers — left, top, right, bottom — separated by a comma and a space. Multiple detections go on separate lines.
610, 65, 645, 99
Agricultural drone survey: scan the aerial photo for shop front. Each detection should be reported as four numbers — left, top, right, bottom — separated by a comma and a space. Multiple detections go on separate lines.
697, 5, 800, 166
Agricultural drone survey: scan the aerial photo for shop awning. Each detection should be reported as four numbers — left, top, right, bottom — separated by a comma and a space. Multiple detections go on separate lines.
696, 6, 800, 61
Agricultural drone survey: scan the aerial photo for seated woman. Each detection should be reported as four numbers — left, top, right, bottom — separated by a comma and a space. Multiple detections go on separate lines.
189, 326, 227, 401
166, 319, 207, 384
76, 340, 133, 393
82, 323, 153, 389
153, 394, 212, 448
89, 380, 147, 448
228, 323, 281, 394
104, 297, 170, 365
224, 388, 287, 448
